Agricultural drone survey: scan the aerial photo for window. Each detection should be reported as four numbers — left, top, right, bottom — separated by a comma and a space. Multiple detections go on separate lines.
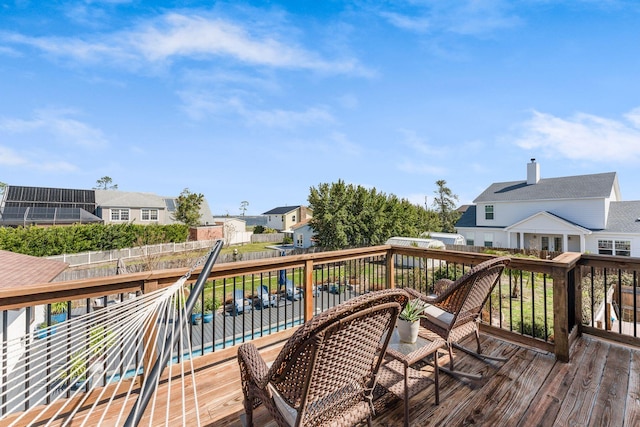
292, 215, 296, 223
598, 240, 613, 255
466, 233, 475, 246
598, 239, 631, 256
485, 205, 494, 220
554, 237, 562, 252
141, 209, 158, 221
615, 240, 631, 257
484, 233, 493, 248
541, 237, 549, 251
296, 234, 303, 247
111, 208, 129, 221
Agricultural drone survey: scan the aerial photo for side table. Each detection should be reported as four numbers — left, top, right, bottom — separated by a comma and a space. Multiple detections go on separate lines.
377, 327, 445, 427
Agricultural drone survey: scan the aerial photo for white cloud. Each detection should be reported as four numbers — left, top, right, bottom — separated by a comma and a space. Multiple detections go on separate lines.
516, 108, 640, 162
178, 90, 335, 129
0, 109, 108, 149
0, 146, 27, 166
377, 0, 521, 36
379, 12, 430, 33
398, 129, 448, 157
0, 145, 77, 172
250, 107, 335, 129
3, 12, 370, 76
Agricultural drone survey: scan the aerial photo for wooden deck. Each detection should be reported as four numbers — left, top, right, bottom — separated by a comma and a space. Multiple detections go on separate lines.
6, 332, 639, 426
204, 333, 640, 427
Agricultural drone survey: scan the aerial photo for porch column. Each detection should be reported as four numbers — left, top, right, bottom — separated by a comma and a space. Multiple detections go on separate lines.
507, 232, 511, 248
580, 235, 586, 252
563, 234, 568, 252
520, 232, 525, 249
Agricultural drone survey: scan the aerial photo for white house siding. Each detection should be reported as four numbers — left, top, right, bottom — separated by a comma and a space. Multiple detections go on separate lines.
457, 227, 508, 248
266, 215, 285, 231
293, 224, 314, 248
585, 233, 640, 258
476, 199, 606, 229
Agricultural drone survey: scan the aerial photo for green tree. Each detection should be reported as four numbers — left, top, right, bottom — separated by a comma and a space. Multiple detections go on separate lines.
240, 201, 249, 216
172, 188, 204, 227
308, 180, 437, 250
432, 180, 460, 233
94, 176, 118, 190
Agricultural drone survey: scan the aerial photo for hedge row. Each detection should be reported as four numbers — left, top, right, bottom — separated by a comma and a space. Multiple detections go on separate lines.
0, 223, 189, 257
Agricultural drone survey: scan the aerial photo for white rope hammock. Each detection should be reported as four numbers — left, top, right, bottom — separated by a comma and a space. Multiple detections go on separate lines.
1, 242, 222, 426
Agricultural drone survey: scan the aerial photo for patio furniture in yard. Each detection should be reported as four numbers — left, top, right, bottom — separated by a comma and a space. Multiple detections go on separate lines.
282, 280, 303, 301
237, 288, 409, 427
405, 256, 511, 380
256, 285, 278, 308
232, 289, 253, 316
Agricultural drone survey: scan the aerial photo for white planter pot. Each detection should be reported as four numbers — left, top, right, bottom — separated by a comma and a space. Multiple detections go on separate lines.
397, 319, 419, 343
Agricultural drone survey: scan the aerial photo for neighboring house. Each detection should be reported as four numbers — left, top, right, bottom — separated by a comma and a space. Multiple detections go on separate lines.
262, 206, 313, 232
0, 251, 68, 373
0, 185, 103, 226
456, 159, 640, 257
95, 190, 215, 226
291, 219, 315, 248
0, 185, 216, 227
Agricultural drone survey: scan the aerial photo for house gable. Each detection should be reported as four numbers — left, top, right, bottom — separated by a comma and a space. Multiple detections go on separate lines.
505, 211, 592, 235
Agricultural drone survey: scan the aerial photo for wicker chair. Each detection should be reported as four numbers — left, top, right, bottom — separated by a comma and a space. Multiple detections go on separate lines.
237, 289, 409, 427
405, 256, 510, 380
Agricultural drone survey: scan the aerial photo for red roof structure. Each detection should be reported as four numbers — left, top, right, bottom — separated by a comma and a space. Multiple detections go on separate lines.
0, 250, 68, 290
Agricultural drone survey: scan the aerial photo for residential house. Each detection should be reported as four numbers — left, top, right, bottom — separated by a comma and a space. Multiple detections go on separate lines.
0, 185, 216, 227
262, 206, 312, 232
291, 219, 315, 248
0, 185, 102, 226
95, 190, 215, 226
456, 159, 640, 257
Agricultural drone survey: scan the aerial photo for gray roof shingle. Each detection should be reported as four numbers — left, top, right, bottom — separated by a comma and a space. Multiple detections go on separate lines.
474, 172, 617, 203
262, 206, 301, 215
605, 201, 640, 233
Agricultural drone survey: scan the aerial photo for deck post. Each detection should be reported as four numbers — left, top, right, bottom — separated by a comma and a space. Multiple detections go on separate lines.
386, 250, 395, 289
551, 252, 581, 362
140, 279, 159, 385
304, 259, 314, 321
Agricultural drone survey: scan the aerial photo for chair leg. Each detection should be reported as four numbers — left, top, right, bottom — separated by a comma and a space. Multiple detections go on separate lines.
448, 345, 455, 371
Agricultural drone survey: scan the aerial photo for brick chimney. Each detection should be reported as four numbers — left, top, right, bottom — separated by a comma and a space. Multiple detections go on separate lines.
527, 158, 540, 185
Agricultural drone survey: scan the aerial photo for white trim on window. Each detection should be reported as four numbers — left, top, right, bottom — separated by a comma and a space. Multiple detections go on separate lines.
111, 208, 130, 221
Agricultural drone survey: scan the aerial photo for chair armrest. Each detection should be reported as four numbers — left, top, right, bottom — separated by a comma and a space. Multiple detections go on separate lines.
238, 343, 271, 389
404, 287, 436, 303
434, 278, 454, 296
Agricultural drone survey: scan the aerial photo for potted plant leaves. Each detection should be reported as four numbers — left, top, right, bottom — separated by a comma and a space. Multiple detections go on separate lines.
191, 300, 203, 324
50, 302, 68, 323
63, 325, 115, 391
397, 299, 427, 343
202, 296, 219, 323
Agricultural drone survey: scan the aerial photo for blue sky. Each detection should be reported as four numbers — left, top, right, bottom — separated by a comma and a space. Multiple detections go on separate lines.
1, 1, 640, 216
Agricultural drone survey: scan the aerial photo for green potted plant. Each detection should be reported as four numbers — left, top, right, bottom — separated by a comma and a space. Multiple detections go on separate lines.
62, 325, 115, 391
202, 296, 220, 323
191, 300, 203, 324
397, 299, 426, 343
50, 302, 68, 323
